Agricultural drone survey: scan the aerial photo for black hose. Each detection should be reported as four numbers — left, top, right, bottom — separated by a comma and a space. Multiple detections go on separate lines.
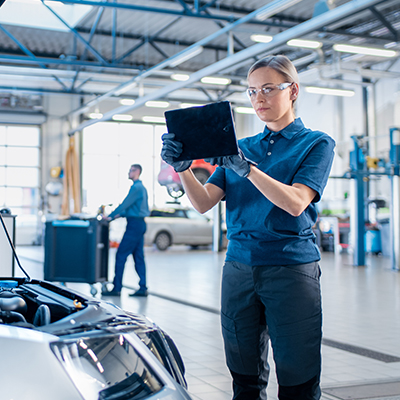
0, 310, 27, 323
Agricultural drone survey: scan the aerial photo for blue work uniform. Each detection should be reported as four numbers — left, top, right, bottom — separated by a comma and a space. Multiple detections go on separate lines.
207, 118, 335, 396
109, 180, 150, 292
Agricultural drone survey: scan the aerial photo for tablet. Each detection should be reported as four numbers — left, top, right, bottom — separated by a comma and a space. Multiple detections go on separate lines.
164, 101, 239, 161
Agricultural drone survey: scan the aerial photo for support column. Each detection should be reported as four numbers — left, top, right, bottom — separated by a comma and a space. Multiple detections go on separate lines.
390, 176, 400, 271
212, 203, 222, 252
350, 136, 366, 266
389, 127, 400, 270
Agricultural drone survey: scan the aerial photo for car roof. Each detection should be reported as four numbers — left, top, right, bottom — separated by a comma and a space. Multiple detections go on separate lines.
150, 207, 190, 213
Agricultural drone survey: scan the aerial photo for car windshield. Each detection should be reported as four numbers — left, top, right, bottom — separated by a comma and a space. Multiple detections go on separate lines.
51, 333, 163, 400
186, 209, 208, 220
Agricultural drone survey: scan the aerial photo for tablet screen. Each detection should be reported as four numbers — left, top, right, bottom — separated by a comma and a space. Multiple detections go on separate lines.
164, 101, 239, 161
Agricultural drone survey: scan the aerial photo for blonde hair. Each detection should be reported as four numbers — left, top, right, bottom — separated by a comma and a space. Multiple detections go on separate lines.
247, 55, 299, 109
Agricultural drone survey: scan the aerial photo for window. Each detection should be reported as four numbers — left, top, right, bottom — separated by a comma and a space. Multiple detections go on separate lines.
82, 122, 170, 216
0, 125, 41, 245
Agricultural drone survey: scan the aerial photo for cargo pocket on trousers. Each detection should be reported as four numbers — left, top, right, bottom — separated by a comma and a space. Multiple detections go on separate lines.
221, 311, 245, 373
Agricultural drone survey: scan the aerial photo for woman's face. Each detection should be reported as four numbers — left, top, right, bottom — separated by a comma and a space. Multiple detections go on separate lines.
247, 66, 298, 131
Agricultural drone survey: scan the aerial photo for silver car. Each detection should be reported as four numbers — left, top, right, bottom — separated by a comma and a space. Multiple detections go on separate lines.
0, 277, 193, 400
0, 214, 192, 400
145, 207, 222, 251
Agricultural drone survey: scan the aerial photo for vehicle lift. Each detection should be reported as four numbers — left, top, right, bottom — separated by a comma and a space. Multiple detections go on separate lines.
344, 127, 400, 270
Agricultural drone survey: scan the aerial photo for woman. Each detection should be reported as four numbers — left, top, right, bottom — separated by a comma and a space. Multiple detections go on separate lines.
161, 55, 335, 400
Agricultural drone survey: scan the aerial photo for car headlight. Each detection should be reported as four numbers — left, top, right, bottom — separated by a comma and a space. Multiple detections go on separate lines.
51, 333, 163, 400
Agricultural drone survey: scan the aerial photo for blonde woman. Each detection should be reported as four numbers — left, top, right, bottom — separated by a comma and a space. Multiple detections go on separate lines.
161, 55, 335, 400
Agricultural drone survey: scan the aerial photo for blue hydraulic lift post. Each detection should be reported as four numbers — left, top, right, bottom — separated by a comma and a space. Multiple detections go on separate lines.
350, 135, 366, 266
389, 127, 400, 271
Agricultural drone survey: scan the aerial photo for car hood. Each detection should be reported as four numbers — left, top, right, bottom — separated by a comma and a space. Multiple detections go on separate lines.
0, 277, 187, 390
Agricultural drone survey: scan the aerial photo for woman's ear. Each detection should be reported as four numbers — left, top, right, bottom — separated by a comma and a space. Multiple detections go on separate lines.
290, 83, 299, 100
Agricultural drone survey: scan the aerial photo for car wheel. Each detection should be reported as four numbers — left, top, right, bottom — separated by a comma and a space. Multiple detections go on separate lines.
192, 169, 210, 185
155, 231, 171, 251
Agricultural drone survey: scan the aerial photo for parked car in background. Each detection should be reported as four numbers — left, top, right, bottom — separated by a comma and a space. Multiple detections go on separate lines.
145, 206, 226, 251
157, 160, 216, 198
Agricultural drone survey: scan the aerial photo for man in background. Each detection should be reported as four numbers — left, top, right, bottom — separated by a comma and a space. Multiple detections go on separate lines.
102, 164, 150, 297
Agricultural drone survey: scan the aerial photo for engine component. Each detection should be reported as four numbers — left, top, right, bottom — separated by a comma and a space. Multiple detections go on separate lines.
0, 290, 28, 313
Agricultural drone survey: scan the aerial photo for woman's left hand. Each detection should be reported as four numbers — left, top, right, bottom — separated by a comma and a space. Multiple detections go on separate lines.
205, 149, 257, 178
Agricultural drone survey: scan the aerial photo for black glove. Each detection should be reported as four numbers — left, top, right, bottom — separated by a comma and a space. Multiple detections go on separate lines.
205, 149, 257, 178
161, 133, 192, 173
204, 157, 225, 166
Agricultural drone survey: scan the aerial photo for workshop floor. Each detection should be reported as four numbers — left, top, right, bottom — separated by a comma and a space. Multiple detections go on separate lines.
16, 245, 400, 400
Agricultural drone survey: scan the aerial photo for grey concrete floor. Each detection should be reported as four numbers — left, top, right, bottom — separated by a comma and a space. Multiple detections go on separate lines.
15, 245, 400, 400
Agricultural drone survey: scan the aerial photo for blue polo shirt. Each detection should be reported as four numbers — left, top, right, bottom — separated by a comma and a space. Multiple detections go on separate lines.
109, 180, 150, 219
207, 118, 335, 266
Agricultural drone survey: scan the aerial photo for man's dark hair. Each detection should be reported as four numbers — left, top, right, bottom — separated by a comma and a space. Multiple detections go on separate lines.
131, 164, 142, 174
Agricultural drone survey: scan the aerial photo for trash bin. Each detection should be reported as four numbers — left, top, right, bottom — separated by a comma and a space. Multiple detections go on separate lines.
365, 229, 381, 254
44, 218, 109, 286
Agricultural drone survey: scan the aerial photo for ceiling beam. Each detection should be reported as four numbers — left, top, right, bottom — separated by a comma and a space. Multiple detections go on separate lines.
68, 0, 388, 136
49, 0, 296, 26
368, 5, 398, 40
41, 0, 110, 66
67, 0, 303, 118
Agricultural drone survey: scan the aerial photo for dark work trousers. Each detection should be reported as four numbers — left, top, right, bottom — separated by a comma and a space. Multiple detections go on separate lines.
112, 217, 147, 292
221, 260, 322, 400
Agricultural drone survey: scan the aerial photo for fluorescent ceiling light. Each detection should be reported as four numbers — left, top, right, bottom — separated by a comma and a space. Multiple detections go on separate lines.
333, 44, 397, 58
142, 116, 166, 124
171, 73, 190, 81
88, 112, 103, 119
145, 101, 170, 108
112, 114, 133, 121
169, 46, 204, 67
287, 39, 322, 49
250, 34, 273, 43
43, 0, 64, 7
305, 86, 355, 97
235, 107, 256, 114
201, 76, 231, 85
119, 98, 135, 106
180, 103, 205, 109
384, 42, 397, 49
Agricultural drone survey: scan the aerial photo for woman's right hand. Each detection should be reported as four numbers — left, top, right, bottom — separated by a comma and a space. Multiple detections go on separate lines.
161, 133, 192, 173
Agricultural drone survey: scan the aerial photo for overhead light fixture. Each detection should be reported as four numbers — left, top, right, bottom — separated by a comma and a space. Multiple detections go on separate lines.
112, 114, 133, 121
169, 46, 204, 68
145, 101, 170, 108
119, 98, 135, 106
333, 44, 397, 58
250, 34, 273, 43
42, 0, 65, 7
384, 42, 397, 49
180, 103, 204, 109
171, 73, 190, 81
88, 112, 103, 119
201, 76, 231, 85
287, 39, 322, 49
305, 86, 355, 97
142, 116, 166, 124
235, 107, 256, 114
